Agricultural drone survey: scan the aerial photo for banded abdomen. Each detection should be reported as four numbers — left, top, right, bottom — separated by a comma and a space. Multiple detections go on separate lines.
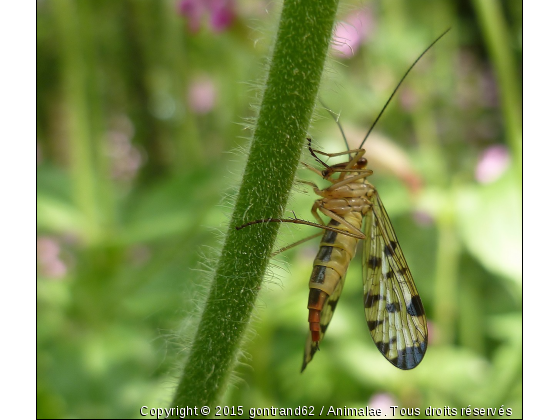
307, 211, 363, 341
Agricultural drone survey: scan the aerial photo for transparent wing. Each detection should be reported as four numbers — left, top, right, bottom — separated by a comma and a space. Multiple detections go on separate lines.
362, 191, 428, 369
301, 273, 347, 372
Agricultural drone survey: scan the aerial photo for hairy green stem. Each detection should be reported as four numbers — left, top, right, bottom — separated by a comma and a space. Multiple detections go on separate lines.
171, 0, 340, 412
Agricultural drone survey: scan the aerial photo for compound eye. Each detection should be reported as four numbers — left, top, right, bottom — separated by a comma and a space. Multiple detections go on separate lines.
358, 157, 368, 167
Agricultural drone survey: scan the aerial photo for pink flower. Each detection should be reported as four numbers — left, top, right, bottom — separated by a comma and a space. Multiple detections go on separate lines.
177, 0, 235, 33
177, 0, 204, 32
208, 0, 235, 31
369, 393, 397, 417
105, 116, 142, 182
188, 76, 217, 114
333, 8, 375, 58
37, 237, 67, 279
412, 210, 434, 227
427, 320, 438, 345
475, 145, 510, 183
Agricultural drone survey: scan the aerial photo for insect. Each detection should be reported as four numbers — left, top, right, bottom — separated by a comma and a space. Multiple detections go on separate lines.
237, 29, 449, 371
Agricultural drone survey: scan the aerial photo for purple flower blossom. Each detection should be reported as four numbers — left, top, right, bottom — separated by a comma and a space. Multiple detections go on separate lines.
333, 8, 374, 58
208, 0, 235, 31
188, 76, 216, 114
427, 320, 437, 345
177, 0, 235, 33
177, 0, 204, 33
475, 145, 510, 183
412, 210, 434, 227
368, 393, 397, 417
105, 116, 142, 182
37, 236, 67, 279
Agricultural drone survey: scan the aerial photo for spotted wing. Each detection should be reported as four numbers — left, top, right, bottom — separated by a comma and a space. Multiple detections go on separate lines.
362, 191, 428, 369
301, 273, 347, 372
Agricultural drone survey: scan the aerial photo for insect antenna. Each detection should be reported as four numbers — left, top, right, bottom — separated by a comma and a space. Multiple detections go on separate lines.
358, 28, 451, 150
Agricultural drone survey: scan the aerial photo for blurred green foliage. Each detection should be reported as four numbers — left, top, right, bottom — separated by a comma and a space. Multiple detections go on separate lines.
37, 0, 521, 418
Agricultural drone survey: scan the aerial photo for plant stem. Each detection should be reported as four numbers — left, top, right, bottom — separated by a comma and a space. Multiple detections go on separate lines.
52, 0, 102, 244
171, 0, 340, 412
472, 0, 522, 181
433, 198, 460, 345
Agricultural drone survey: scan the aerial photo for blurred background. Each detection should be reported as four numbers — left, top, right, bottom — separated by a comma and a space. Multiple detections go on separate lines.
37, 0, 522, 418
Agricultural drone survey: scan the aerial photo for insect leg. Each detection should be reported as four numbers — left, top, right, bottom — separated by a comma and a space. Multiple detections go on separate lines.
309, 147, 366, 159
309, 145, 366, 168
326, 169, 373, 190
306, 140, 365, 166
316, 206, 366, 239
300, 162, 325, 178
309, 148, 369, 181
236, 216, 364, 239
271, 231, 324, 257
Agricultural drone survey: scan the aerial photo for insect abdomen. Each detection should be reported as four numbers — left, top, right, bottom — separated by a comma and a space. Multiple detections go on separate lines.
307, 212, 362, 341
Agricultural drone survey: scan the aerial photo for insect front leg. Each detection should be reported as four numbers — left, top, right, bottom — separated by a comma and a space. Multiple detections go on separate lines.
306, 137, 366, 161
326, 169, 373, 191
308, 146, 368, 178
309, 147, 366, 160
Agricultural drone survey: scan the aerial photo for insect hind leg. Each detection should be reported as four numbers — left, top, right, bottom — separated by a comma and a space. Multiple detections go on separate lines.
235, 214, 364, 239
